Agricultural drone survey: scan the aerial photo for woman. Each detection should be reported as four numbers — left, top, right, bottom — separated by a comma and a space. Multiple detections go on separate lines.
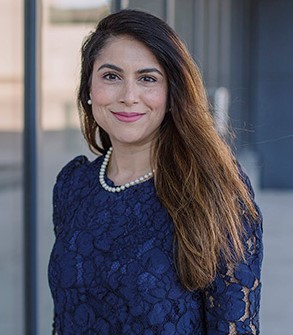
48, 9, 263, 335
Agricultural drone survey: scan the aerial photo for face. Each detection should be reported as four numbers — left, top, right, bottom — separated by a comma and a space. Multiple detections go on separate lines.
90, 35, 168, 149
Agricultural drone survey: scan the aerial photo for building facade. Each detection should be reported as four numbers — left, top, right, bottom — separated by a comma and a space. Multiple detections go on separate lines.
0, 0, 292, 334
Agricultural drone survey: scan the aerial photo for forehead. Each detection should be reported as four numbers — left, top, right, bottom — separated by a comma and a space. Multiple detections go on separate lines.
93, 35, 163, 68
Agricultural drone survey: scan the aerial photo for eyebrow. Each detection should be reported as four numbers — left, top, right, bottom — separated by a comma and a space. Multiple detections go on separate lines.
137, 68, 164, 76
97, 63, 164, 76
97, 64, 123, 72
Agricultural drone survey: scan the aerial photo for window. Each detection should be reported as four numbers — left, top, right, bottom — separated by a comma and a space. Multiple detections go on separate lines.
0, 0, 24, 333
38, 0, 112, 332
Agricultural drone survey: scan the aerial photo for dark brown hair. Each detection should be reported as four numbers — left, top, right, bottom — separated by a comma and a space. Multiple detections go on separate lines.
78, 9, 258, 290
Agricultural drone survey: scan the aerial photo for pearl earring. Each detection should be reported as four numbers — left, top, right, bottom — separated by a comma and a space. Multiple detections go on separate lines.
87, 99, 92, 105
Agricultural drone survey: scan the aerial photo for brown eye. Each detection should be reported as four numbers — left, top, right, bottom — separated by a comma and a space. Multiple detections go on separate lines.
139, 75, 156, 82
103, 73, 120, 80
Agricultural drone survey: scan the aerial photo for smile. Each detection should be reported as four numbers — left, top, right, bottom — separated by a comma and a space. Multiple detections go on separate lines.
112, 112, 145, 123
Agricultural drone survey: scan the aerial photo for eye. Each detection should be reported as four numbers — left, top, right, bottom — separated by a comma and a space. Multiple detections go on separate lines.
103, 72, 120, 81
139, 75, 157, 83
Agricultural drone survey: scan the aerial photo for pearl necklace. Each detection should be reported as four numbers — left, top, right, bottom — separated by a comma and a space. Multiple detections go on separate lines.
99, 147, 154, 193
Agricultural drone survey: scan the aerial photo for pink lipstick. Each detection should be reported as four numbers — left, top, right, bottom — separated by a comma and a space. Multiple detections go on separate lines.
112, 112, 144, 122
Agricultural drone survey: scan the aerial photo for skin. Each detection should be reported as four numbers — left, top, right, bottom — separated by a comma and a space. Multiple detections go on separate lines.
90, 35, 168, 185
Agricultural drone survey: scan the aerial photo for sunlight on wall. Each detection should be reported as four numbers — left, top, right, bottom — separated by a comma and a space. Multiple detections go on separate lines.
0, 0, 111, 131
42, 0, 111, 130
0, 0, 23, 131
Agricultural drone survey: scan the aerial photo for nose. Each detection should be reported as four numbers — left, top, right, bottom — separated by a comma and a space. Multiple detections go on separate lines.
119, 80, 139, 106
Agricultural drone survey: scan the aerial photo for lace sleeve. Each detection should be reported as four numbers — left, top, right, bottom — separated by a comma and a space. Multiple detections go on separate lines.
51, 156, 89, 334
203, 188, 263, 334
51, 313, 57, 335
52, 155, 88, 237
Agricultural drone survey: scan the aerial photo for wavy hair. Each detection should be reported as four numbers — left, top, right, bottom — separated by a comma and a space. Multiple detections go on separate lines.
77, 9, 258, 290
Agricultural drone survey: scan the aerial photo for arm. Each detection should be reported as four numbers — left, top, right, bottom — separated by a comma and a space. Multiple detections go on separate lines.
50, 156, 89, 335
203, 205, 263, 334
51, 315, 58, 335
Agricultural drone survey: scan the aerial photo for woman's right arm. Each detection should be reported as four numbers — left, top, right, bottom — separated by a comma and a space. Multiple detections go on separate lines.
203, 194, 263, 334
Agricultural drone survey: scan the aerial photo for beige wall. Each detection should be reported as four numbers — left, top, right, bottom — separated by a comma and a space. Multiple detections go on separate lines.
42, 1, 110, 130
0, 0, 111, 131
0, 0, 23, 131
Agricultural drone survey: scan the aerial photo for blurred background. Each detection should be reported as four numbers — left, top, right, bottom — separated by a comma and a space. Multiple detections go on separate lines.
0, 0, 292, 334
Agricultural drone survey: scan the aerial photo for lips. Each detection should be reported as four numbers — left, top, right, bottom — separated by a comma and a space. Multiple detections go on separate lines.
112, 112, 145, 123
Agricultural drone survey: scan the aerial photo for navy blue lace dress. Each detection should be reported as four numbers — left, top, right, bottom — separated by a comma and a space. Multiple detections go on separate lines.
48, 155, 263, 335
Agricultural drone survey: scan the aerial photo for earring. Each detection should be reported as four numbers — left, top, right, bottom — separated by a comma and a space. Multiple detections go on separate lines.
87, 99, 92, 105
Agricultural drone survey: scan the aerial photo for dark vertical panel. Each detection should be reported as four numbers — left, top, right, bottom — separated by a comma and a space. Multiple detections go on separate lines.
230, 0, 252, 150
218, 0, 231, 89
206, 0, 220, 87
174, 0, 194, 48
23, 0, 40, 334
247, 0, 260, 150
254, 0, 293, 188
193, 0, 206, 66
165, 0, 175, 27
111, 0, 122, 12
127, 0, 166, 19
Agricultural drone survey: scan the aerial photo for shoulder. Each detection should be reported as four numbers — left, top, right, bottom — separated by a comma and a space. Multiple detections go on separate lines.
236, 161, 263, 230
54, 155, 103, 194
236, 161, 255, 199
56, 155, 88, 185
236, 162, 263, 276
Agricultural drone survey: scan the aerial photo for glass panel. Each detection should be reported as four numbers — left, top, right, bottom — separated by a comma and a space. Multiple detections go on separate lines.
0, 0, 24, 334
39, 0, 112, 333
174, 0, 194, 51
126, 0, 166, 19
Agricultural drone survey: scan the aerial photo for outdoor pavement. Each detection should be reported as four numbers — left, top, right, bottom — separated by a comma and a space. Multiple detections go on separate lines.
239, 152, 293, 335
0, 132, 292, 334
258, 189, 293, 334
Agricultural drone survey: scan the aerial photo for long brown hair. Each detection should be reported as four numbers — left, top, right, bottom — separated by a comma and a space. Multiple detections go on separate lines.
77, 9, 259, 290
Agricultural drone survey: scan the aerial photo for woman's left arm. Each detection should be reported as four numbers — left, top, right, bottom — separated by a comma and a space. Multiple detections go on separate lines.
203, 206, 263, 335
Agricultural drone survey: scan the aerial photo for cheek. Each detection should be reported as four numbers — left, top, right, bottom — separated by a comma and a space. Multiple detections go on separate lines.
91, 83, 116, 106
92, 107, 111, 130
145, 88, 167, 110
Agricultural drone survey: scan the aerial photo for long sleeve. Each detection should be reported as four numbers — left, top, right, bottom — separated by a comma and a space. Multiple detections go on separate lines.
52, 155, 88, 237
49, 155, 88, 334
203, 174, 263, 334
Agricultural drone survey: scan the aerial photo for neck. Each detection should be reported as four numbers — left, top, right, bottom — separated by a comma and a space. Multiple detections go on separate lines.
107, 143, 153, 186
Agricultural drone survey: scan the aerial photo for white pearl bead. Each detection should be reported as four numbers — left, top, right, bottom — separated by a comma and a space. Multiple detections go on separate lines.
99, 147, 154, 193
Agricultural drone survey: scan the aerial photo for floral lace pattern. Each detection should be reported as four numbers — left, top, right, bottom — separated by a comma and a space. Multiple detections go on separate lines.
48, 156, 263, 335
